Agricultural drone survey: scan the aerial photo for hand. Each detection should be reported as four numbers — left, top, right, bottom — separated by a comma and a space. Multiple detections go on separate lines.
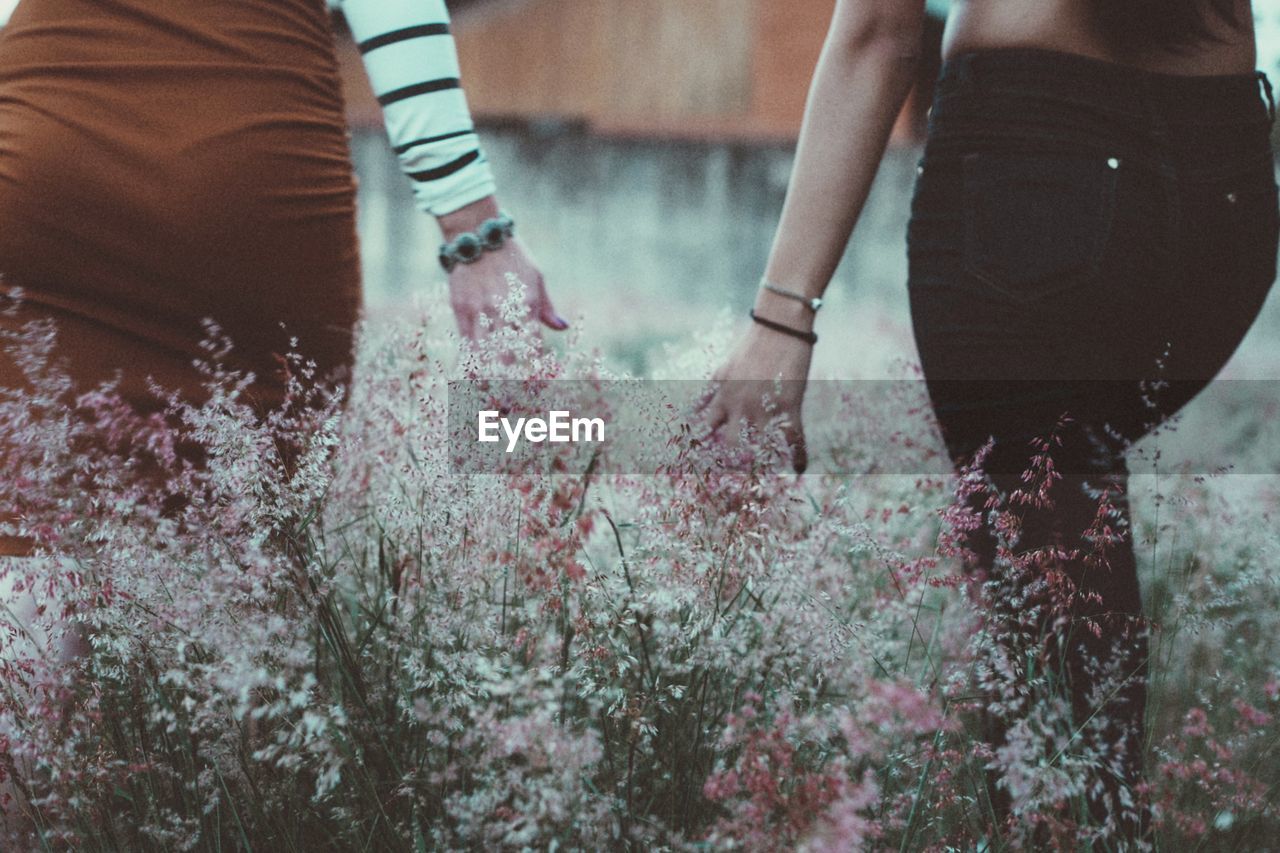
438, 197, 567, 341
701, 293, 815, 473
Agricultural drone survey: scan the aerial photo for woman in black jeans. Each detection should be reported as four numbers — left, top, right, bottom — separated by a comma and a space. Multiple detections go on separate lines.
703, 0, 1276, 840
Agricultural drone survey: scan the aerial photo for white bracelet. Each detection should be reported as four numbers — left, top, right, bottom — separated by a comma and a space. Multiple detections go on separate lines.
761, 279, 823, 312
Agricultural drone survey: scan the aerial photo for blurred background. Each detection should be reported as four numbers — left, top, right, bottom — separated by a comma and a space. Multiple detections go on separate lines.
340, 0, 1280, 380
333, 0, 919, 376
3, 0, 1280, 379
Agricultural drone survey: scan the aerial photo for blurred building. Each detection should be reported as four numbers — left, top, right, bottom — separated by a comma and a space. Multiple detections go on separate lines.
340, 0, 831, 143
335, 0, 928, 364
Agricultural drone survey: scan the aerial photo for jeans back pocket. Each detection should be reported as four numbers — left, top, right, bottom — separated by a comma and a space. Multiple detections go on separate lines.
962, 151, 1119, 304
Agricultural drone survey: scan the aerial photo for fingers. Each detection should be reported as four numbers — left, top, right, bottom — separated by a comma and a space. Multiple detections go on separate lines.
455, 310, 478, 342
699, 395, 809, 474
784, 420, 808, 474
693, 378, 729, 439
535, 279, 569, 332
703, 401, 729, 441
448, 253, 554, 340
693, 381, 719, 417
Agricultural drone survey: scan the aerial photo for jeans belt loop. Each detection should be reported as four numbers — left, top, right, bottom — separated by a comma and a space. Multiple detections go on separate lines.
1257, 70, 1276, 125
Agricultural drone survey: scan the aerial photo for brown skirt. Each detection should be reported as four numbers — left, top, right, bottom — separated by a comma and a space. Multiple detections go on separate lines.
0, 0, 364, 555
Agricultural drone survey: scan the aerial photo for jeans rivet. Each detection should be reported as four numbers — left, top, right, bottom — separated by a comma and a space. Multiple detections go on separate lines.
1227, 191, 1239, 203
1107, 157, 1121, 170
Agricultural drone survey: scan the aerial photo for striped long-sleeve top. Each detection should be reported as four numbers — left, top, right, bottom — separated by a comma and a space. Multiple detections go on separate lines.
340, 0, 496, 216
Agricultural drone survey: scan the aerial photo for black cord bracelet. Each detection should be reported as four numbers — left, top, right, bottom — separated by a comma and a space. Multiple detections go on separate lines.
749, 309, 818, 345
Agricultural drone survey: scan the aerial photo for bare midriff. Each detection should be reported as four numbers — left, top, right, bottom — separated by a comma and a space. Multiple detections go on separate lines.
942, 0, 1258, 75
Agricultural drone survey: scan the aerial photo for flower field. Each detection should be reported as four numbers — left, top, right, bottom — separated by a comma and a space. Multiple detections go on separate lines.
2, 288, 1279, 851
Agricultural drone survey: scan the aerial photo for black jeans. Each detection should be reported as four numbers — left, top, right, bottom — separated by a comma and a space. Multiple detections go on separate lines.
906, 47, 1279, 833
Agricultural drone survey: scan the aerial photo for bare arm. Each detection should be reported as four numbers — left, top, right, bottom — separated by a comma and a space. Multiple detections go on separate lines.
756, 0, 926, 328
705, 0, 927, 469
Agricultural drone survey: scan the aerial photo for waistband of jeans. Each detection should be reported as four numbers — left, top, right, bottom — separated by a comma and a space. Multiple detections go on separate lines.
938, 47, 1274, 125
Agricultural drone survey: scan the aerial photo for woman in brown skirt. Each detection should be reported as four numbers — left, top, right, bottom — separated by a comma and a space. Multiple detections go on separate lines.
0, 0, 566, 557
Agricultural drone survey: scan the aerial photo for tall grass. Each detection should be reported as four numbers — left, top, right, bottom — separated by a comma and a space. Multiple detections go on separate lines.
1, 288, 1277, 851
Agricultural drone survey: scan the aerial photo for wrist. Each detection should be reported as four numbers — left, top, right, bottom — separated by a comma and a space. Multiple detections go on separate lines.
743, 323, 815, 370
437, 195, 502, 241
437, 204, 516, 274
752, 288, 817, 333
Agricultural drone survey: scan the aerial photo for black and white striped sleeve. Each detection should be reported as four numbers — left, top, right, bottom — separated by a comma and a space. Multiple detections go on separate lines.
340, 0, 496, 216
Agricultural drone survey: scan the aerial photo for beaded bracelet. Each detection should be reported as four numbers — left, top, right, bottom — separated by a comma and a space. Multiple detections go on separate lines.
749, 309, 818, 345
438, 212, 515, 273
